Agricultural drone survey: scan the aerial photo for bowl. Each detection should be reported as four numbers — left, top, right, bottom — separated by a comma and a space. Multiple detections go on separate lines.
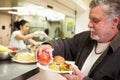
9, 52, 16, 57
0, 52, 11, 60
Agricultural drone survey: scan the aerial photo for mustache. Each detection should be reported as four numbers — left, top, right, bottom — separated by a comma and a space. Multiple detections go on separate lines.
89, 28, 95, 32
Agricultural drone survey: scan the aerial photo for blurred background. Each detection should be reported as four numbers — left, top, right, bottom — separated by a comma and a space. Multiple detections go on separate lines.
0, 0, 92, 46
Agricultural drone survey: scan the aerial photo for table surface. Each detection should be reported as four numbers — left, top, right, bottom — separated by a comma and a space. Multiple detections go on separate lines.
0, 59, 38, 80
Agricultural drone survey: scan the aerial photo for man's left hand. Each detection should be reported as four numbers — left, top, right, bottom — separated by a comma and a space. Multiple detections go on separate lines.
60, 67, 85, 80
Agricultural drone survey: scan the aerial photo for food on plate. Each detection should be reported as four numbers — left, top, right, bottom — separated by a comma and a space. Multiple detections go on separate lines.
37, 50, 51, 65
49, 62, 60, 71
15, 52, 36, 62
49, 56, 72, 71
0, 45, 13, 52
49, 62, 72, 71
59, 63, 72, 71
54, 55, 65, 64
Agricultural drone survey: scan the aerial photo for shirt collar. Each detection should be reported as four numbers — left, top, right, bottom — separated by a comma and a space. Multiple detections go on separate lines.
110, 32, 120, 52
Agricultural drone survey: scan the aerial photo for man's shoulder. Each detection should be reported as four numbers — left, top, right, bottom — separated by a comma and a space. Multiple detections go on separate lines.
71, 31, 92, 41
75, 31, 90, 37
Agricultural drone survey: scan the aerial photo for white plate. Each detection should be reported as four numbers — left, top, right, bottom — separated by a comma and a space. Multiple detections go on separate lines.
36, 61, 76, 74
12, 57, 37, 64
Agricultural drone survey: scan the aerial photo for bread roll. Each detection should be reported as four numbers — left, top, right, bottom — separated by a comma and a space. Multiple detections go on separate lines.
53, 56, 65, 64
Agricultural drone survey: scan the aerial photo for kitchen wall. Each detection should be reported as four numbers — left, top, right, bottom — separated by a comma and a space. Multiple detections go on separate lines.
0, 13, 11, 46
63, 16, 75, 38
75, 8, 90, 34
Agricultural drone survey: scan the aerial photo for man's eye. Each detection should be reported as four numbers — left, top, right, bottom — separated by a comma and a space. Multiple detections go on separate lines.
93, 19, 100, 23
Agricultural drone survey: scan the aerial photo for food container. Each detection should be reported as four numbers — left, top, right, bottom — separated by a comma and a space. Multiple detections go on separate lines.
0, 52, 11, 60
9, 52, 16, 57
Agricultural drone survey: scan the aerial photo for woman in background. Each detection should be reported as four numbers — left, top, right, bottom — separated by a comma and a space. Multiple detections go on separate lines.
9, 19, 45, 50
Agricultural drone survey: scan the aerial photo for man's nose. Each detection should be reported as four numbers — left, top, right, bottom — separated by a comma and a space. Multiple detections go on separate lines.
88, 21, 93, 28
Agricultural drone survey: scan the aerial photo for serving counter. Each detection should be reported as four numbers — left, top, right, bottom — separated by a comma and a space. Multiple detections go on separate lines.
0, 59, 39, 80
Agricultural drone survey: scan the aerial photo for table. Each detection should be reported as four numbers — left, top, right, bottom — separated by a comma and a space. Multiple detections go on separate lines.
0, 59, 38, 80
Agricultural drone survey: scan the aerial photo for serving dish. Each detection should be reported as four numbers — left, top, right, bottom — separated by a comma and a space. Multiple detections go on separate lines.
0, 52, 11, 60
12, 57, 37, 64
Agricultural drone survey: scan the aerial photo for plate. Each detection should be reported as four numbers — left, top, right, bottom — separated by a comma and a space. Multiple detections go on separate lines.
36, 61, 76, 74
12, 57, 37, 64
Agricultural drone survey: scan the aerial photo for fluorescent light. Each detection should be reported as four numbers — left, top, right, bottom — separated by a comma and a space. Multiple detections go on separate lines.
0, 6, 44, 10
7, 6, 65, 21
8, 11, 18, 15
0, 7, 14, 10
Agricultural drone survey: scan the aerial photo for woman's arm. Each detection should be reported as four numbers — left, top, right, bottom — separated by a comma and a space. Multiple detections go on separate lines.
15, 33, 35, 41
28, 39, 38, 45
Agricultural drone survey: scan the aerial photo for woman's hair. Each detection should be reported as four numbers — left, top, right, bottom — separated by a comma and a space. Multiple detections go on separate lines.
89, 0, 120, 29
13, 19, 28, 30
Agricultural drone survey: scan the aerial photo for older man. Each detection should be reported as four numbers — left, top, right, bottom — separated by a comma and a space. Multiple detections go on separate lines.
36, 0, 120, 80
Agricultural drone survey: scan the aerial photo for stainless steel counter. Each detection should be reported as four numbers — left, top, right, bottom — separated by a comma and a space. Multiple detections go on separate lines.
0, 59, 39, 80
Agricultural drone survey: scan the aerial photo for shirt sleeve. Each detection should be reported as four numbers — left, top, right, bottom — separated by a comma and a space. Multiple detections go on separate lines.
12, 31, 21, 39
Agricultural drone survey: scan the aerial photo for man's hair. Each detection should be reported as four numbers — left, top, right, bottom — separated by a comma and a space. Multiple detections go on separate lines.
89, 0, 120, 29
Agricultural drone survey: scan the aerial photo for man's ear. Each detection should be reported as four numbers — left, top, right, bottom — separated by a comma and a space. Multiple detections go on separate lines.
113, 16, 120, 29
113, 16, 119, 25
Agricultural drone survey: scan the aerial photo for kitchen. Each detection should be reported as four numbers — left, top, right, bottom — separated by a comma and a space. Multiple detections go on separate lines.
0, 0, 91, 80
0, 0, 91, 46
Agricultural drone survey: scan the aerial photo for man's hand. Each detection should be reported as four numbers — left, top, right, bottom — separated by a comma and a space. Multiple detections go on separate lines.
35, 44, 53, 60
60, 67, 85, 80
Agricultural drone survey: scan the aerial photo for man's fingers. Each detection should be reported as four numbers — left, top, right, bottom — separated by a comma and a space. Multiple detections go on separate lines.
72, 67, 80, 75
60, 73, 78, 80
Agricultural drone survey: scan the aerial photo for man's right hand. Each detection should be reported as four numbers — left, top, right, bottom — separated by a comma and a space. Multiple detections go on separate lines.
35, 44, 53, 60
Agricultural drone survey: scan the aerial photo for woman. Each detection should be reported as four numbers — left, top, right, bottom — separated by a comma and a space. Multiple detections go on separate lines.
9, 19, 42, 50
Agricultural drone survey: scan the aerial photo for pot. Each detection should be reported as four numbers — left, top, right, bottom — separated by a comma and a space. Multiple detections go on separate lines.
0, 52, 11, 60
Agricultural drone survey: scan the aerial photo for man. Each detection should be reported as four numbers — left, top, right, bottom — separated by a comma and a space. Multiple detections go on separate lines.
36, 0, 120, 80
